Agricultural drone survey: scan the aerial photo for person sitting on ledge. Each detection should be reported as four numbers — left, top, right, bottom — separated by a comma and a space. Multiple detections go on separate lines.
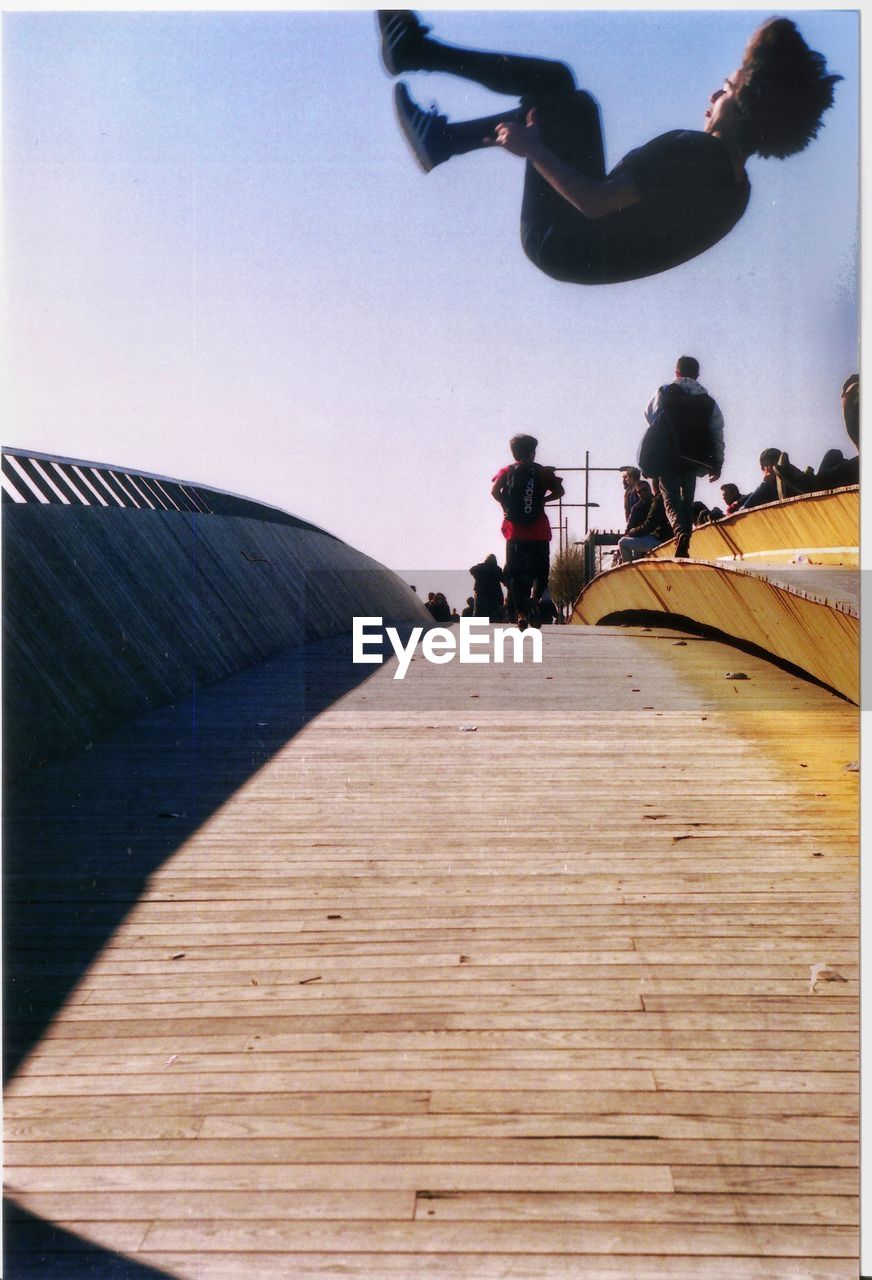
620, 466, 645, 527
720, 482, 747, 514
739, 448, 782, 510
773, 374, 860, 498
619, 479, 673, 563
624, 476, 652, 532
377, 12, 841, 285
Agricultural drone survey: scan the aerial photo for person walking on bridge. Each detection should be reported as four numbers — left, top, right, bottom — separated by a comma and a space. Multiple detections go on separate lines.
638, 355, 725, 559
492, 435, 564, 629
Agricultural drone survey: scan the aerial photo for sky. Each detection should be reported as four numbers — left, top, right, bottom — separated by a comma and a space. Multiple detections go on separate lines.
3, 7, 859, 603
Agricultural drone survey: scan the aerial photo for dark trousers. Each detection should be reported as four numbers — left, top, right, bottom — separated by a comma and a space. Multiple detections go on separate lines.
425, 41, 609, 283
505, 540, 551, 619
657, 470, 697, 539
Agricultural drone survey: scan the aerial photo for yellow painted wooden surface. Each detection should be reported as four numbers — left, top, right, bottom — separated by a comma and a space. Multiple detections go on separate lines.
572, 562, 858, 703
5, 626, 859, 1278
648, 486, 858, 564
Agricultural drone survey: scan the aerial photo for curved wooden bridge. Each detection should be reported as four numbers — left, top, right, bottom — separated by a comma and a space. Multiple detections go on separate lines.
573, 487, 859, 704
3, 476, 860, 1278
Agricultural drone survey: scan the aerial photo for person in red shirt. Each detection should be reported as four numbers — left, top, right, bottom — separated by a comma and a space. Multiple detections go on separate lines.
492, 435, 564, 629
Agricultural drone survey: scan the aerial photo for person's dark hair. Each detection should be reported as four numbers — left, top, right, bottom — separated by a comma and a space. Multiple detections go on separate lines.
621, 466, 641, 483
720, 482, 741, 502
510, 433, 538, 461
737, 18, 841, 160
676, 355, 700, 379
759, 447, 781, 468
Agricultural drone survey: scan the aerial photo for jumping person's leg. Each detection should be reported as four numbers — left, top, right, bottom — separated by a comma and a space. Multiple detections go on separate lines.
380, 12, 611, 284
383, 11, 581, 174
393, 83, 525, 173
378, 11, 576, 99
518, 90, 607, 281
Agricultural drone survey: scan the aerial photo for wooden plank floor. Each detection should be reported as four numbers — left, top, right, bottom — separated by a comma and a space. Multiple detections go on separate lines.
4, 625, 859, 1279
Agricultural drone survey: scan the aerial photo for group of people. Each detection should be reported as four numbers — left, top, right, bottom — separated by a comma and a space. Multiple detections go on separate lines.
617, 358, 859, 565
416, 590, 460, 623
379, 12, 851, 594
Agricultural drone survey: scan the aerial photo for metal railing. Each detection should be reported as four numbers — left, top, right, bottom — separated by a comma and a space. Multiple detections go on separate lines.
548, 451, 629, 552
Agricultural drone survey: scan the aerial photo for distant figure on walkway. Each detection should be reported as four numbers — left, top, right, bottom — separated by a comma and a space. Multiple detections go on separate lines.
461, 596, 476, 618
492, 434, 564, 629
638, 355, 725, 558
378, 12, 841, 285
469, 553, 505, 621
429, 592, 452, 623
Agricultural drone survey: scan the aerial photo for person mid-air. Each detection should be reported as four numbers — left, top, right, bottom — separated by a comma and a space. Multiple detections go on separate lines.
377, 11, 841, 285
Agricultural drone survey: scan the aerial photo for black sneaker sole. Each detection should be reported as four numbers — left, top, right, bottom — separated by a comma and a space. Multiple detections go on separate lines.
377, 10, 429, 77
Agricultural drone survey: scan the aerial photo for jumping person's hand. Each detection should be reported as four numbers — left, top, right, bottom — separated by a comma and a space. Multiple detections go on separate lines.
486, 109, 544, 159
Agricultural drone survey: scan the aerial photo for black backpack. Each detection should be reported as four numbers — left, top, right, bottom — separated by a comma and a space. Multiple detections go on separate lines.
502, 462, 546, 525
660, 384, 717, 470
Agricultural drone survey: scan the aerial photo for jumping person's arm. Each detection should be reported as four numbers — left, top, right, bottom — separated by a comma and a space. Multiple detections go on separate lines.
489, 113, 640, 219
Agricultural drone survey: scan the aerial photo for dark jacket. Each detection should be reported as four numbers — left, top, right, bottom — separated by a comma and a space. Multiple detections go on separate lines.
627, 492, 672, 543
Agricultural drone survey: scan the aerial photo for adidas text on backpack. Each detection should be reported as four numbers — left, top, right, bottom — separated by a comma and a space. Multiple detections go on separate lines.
502, 463, 546, 525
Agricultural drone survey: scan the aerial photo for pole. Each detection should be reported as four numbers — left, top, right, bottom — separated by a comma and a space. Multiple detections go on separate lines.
584, 450, 590, 536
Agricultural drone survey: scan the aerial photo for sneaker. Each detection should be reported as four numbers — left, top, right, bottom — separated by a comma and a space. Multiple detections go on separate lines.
674, 533, 691, 559
393, 82, 452, 173
377, 10, 431, 76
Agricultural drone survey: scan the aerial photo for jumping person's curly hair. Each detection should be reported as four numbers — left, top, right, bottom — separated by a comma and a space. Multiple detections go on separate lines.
736, 18, 842, 159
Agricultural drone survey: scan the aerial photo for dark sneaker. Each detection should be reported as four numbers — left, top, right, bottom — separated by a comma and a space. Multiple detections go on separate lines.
674, 533, 691, 559
393, 82, 452, 173
377, 10, 431, 76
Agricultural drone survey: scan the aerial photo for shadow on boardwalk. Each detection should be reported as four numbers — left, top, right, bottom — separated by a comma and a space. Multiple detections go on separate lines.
3, 630, 388, 1080
4, 1200, 175, 1279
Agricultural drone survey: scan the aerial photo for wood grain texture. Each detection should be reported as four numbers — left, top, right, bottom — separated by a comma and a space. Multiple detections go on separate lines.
4, 624, 858, 1276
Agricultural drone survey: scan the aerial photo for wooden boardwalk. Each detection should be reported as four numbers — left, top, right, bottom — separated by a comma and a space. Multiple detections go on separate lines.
4, 625, 859, 1279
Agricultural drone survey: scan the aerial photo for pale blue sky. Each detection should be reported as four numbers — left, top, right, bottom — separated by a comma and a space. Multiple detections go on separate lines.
4, 8, 859, 591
